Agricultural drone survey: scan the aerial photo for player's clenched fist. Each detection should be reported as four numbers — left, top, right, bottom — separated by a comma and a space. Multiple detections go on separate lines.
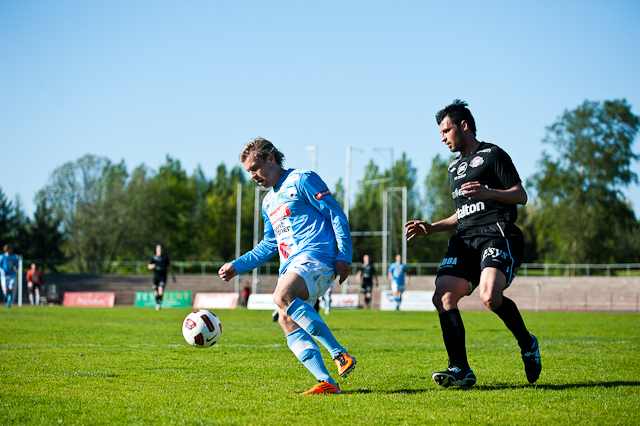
218, 263, 237, 282
334, 260, 351, 284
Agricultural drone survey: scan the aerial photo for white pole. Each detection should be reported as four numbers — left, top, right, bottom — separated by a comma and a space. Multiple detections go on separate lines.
382, 189, 388, 290
253, 186, 261, 294
306, 145, 318, 172
344, 146, 351, 220
18, 255, 23, 307
235, 182, 242, 295
402, 186, 407, 265
388, 148, 394, 265
342, 147, 351, 295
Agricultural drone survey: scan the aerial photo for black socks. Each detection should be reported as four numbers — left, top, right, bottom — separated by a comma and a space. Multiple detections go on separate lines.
493, 296, 534, 350
439, 309, 469, 369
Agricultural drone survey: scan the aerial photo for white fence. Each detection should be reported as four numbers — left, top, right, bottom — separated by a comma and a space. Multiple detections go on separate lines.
25, 260, 640, 278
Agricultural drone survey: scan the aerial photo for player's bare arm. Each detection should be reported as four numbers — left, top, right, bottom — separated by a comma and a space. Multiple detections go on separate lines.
461, 182, 528, 205
334, 260, 350, 284
404, 213, 458, 241
147, 263, 156, 270
218, 263, 237, 282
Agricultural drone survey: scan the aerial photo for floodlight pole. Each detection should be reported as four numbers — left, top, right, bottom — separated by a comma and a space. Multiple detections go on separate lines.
382, 190, 388, 289
344, 146, 363, 294
375, 147, 394, 266
402, 186, 407, 265
18, 255, 23, 307
253, 186, 261, 295
235, 183, 242, 295
306, 145, 318, 172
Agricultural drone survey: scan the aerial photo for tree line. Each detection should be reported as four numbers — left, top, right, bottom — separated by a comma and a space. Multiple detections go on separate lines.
1, 99, 638, 271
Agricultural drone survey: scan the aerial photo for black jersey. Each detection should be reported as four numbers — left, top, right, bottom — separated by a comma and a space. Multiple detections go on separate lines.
448, 142, 521, 232
149, 254, 170, 279
359, 263, 376, 283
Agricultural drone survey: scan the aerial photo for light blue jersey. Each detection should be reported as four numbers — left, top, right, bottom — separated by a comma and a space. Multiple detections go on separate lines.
388, 262, 407, 286
0, 253, 19, 277
232, 169, 352, 275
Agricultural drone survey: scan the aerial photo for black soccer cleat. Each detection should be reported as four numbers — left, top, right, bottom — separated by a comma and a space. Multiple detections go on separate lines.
432, 366, 476, 388
271, 309, 279, 322
521, 334, 541, 383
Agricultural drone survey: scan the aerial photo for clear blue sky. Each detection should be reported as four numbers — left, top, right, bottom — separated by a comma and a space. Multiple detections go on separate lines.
2, 0, 640, 218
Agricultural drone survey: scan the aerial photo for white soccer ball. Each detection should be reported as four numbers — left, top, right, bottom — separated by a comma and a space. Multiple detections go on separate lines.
182, 309, 222, 348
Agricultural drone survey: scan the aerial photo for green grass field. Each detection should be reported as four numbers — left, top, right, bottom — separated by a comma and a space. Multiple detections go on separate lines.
1, 306, 639, 425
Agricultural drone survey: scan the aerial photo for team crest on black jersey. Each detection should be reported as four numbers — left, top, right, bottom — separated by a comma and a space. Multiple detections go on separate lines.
470, 156, 484, 168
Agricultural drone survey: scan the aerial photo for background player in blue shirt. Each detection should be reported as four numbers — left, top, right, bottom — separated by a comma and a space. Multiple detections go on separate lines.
218, 138, 356, 395
388, 254, 409, 310
0, 244, 20, 307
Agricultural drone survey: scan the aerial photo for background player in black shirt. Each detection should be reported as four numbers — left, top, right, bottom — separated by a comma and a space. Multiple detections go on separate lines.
147, 245, 175, 311
356, 254, 378, 309
405, 100, 541, 387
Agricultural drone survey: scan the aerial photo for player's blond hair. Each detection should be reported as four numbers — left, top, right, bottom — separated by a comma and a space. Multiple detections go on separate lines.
239, 138, 285, 167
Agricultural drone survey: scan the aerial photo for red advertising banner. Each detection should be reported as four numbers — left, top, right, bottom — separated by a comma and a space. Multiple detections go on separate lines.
63, 292, 115, 308
193, 293, 239, 310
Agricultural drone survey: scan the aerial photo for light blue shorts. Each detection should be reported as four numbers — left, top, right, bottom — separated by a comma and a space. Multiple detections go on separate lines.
279, 255, 336, 307
1, 275, 16, 293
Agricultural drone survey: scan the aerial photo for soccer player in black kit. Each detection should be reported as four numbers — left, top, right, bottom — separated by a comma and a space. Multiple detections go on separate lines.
356, 254, 378, 309
405, 100, 541, 387
148, 245, 175, 311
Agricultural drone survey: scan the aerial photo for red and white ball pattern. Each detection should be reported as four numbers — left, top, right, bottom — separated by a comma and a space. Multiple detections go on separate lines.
182, 309, 222, 348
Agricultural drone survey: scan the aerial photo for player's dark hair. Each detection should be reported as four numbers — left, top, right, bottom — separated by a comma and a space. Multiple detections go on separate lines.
436, 99, 477, 136
240, 138, 285, 167
3, 244, 12, 252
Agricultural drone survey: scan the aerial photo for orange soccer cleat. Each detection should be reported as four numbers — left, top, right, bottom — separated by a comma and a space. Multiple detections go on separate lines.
334, 352, 357, 378
300, 381, 342, 395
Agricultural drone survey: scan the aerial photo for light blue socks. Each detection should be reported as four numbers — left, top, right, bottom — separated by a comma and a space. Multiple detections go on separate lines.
286, 328, 336, 385
286, 298, 345, 359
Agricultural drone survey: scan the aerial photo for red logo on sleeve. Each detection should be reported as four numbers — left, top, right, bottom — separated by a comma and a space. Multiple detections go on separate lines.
315, 189, 331, 200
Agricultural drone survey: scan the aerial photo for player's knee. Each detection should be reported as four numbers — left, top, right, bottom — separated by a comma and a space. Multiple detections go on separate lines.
273, 292, 293, 310
432, 292, 443, 309
480, 292, 502, 310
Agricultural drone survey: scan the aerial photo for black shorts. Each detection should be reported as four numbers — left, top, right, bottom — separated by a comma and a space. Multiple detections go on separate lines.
28, 283, 41, 293
153, 277, 167, 290
436, 223, 524, 294
360, 280, 373, 294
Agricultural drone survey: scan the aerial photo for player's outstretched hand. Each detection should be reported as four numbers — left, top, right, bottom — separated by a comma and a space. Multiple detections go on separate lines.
404, 220, 435, 241
334, 260, 351, 284
218, 263, 237, 282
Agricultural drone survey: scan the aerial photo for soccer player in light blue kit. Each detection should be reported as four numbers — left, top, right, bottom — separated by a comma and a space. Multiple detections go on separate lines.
388, 254, 409, 310
1, 244, 20, 307
218, 138, 357, 395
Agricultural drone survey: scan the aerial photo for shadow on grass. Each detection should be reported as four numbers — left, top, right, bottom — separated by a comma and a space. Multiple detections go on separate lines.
345, 381, 640, 394
475, 381, 640, 391
346, 388, 430, 395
